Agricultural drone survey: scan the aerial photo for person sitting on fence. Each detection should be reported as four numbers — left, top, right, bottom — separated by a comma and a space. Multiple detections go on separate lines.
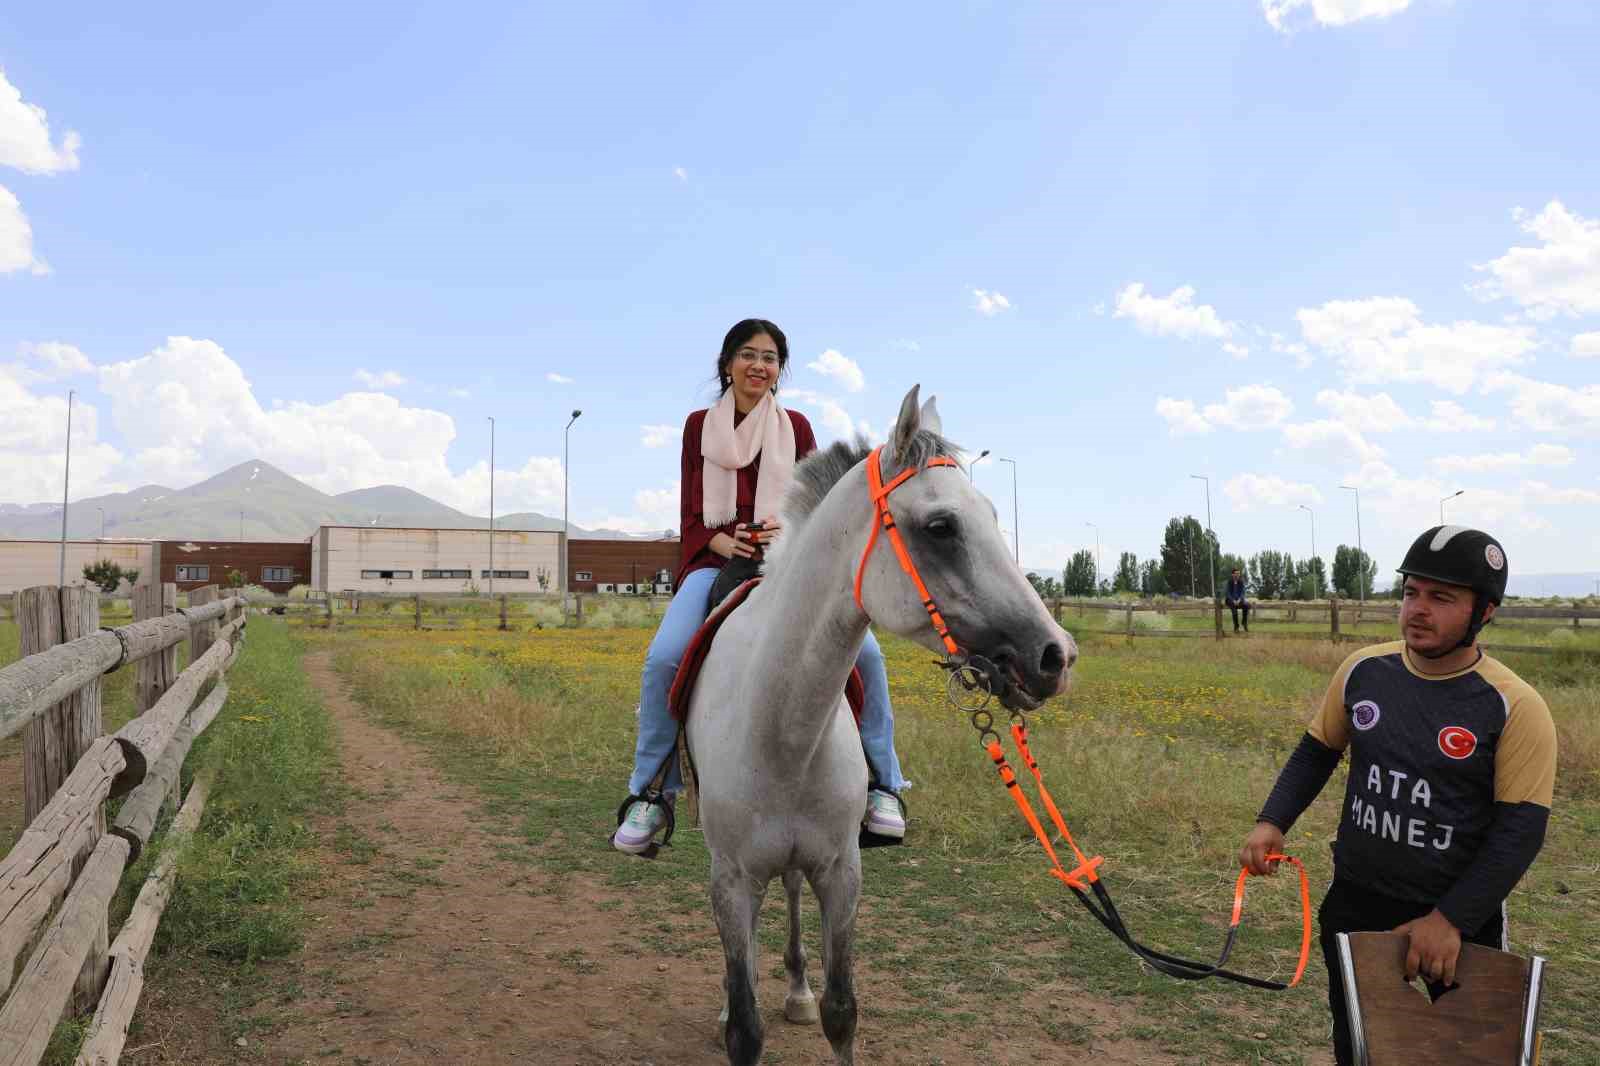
1238, 525, 1557, 1066
1225, 567, 1250, 632
612, 318, 911, 855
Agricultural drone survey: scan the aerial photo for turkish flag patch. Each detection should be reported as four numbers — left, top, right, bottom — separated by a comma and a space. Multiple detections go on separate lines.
1438, 726, 1478, 760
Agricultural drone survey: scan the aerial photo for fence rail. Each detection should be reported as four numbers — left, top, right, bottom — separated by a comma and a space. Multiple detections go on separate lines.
0, 583, 247, 1066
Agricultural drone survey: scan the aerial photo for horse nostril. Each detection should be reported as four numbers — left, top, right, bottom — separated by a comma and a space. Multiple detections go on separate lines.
1039, 641, 1067, 676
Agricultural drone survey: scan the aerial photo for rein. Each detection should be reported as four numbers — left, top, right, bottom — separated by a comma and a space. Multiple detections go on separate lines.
858, 444, 1313, 992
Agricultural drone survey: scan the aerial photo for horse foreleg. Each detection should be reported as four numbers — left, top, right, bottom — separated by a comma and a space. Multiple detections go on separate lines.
811, 855, 861, 1066
782, 868, 820, 1024
710, 862, 765, 1066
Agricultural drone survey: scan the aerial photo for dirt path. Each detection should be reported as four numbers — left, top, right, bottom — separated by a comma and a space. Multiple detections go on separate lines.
188, 653, 1190, 1065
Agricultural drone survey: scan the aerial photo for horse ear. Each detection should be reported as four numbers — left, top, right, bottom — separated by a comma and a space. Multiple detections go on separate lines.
889, 385, 922, 465
918, 395, 943, 437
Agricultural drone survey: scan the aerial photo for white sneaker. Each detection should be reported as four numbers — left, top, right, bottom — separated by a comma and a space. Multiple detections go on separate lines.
864, 789, 906, 839
613, 799, 668, 854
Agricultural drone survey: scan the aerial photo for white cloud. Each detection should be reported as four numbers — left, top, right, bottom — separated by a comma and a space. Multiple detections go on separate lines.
971, 288, 1013, 316
0, 362, 122, 502
0, 184, 49, 275
589, 481, 681, 535
1262, 0, 1412, 32
1154, 397, 1212, 436
547, 372, 574, 384
1223, 473, 1324, 511
1474, 202, 1600, 320
1420, 400, 1497, 432
1200, 384, 1294, 428
1482, 372, 1600, 435
784, 388, 869, 440
353, 368, 407, 389
1271, 331, 1313, 368
447, 387, 470, 399
1433, 444, 1575, 475
1522, 480, 1600, 506
0, 68, 81, 175
1280, 419, 1386, 463
1572, 332, 1600, 358
1313, 388, 1413, 433
1223, 341, 1251, 360
672, 166, 688, 182
1295, 296, 1536, 393
807, 349, 865, 392
19, 341, 92, 377
640, 423, 678, 448
1114, 283, 1229, 341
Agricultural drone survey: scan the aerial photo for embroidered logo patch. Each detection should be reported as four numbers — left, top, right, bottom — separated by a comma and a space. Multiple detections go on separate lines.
1438, 726, 1478, 760
1485, 544, 1505, 571
1351, 700, 1381, 731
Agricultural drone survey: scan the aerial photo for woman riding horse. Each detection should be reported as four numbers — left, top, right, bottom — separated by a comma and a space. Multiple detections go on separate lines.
613, 318, 910, 854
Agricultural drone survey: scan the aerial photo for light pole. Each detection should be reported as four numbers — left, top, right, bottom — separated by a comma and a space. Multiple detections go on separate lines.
1190, 474, 1216, 602
997, 458, 1019, 564
1439, 489, 1464, 525
563, 410, 582, 607
969, 449, 990, 482
1085, 521, 1100, 595
487, 416, 495, 600
1340, 484, 1364, 604
1298, 503, 1318, 599
58, 389, 74, 586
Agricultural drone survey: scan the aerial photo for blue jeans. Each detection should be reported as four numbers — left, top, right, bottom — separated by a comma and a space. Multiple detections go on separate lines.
628, 566, 907, 795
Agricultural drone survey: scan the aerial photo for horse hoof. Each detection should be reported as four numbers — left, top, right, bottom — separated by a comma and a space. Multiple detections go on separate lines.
785, 994, 820, 1024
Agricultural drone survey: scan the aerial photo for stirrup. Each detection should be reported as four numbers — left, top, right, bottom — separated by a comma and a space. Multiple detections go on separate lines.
611, 791, 677, 859
860, 788, 908, 850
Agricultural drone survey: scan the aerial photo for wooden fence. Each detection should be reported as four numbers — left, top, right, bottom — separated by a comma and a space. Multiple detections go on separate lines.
0, 583, 247, 1066
1045, 597, 1600, 654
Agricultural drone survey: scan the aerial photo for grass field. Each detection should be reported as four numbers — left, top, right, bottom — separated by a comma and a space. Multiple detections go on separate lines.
307, 617, 1599, 1064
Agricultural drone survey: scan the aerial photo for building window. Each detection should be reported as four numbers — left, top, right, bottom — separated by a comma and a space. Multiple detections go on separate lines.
175, 565, 209, 582
360, 569, 413, 580
481, 570, 530, 579
575, 571, 593, 582
261, 566, 294, 583
421, 569, 472, 579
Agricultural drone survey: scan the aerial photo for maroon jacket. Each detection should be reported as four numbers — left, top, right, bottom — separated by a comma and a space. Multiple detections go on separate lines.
677, 406, 817, 588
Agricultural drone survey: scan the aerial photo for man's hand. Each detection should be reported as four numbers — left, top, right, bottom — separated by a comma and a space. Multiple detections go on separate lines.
1394, 909, 1462, 986
1238, 821, 1284, 876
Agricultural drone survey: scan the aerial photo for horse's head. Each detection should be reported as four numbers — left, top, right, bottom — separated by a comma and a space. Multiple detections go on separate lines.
855, 385, 1077, 709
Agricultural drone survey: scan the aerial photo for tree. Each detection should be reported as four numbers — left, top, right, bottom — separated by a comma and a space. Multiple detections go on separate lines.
1248, 550, 1287, 600
1332, 545, 1378, 599
225, 568, 247, 589
1160, 516, 1219, 598
1063, 550, 1097, 596
1218, 552, 1248, 589
1025, 572, 1062, 601
1295, 556, 1327, 599
82, 559, 128, 594
1139, 558, 1168, 596
1113, 552, 1139, 593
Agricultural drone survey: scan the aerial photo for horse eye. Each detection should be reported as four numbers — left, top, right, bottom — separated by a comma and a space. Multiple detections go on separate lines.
925, 517, 958, 539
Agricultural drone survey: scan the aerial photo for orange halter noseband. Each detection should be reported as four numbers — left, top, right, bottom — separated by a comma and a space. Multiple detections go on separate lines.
852, 445, 963, 656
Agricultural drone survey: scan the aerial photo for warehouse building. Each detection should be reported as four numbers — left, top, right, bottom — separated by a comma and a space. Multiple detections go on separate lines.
156, 540, 311, 593
306, 525, 561, 594
0, 539, 153, 595
568, 538, 681, 595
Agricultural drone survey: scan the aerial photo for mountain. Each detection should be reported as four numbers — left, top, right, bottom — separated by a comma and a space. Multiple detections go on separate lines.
0, 460, 673, 543
1507, 572, 1600, 599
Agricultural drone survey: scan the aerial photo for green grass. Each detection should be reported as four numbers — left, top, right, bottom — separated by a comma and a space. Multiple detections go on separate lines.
315, 621, 1599, 1064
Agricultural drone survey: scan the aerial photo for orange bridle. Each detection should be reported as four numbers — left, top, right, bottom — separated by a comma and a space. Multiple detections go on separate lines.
852, 445, 963, 656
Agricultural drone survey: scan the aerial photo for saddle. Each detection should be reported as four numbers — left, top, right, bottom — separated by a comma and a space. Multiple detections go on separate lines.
1336, 931, 1548, 1064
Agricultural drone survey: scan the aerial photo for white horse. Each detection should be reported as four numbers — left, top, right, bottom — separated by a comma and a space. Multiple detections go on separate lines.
685, 385, 1076, 1065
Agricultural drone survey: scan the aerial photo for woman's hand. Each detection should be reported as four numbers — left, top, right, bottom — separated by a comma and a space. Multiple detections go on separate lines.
753, 516, 782, 547
710, 525, 758, 560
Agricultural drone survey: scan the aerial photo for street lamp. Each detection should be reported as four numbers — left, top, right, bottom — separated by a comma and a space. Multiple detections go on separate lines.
1085, 521, 1100, 595
488, 416, 496, 600
563, 410, 583, 607
1298, 503, 1318, 599
1439, 489, 1464, 525
1340, 484, 1364, 604
1189, 474, 1216, 602
998, 458, 1019, 564
969, 448, 990, 482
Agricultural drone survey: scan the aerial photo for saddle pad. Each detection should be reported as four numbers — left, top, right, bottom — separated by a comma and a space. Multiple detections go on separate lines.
668, 577, 864, 726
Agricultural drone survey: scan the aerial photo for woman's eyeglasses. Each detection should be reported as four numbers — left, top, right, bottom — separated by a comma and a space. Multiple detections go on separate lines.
734, 349, 781, 368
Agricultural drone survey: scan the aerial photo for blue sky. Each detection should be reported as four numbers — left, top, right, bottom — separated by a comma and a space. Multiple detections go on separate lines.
2, 0, 1597, 584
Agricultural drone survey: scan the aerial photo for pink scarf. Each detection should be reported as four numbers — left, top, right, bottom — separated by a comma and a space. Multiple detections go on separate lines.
700, 389, 795, 528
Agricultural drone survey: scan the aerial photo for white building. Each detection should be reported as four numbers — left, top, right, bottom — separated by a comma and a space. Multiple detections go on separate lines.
0, 539, 154, 595
307, 525, 562, 594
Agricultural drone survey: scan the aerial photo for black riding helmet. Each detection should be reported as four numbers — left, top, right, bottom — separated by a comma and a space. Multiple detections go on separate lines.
1396, 525, 1508, 654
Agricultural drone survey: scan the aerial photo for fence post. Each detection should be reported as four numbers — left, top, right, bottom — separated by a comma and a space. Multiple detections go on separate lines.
1125, 604, 1134, 637
1051, 598, 1062, 623
575, 594, 584, 627
415, 593, 422, 630
325, 590, 334, 624
1330, 596, 1341, 641
1214, 600, 1224, 640
188, 585, 217, 663
134, 583, 179, 715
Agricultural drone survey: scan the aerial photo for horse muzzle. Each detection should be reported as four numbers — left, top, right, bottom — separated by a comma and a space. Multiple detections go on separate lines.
973, 632, 1075, 709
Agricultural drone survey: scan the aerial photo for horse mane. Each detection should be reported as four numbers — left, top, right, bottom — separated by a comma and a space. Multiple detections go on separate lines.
767, 428, 959, 574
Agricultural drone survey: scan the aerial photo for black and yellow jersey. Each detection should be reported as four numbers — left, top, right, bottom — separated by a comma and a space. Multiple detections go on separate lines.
1307, 641, 1556, 904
